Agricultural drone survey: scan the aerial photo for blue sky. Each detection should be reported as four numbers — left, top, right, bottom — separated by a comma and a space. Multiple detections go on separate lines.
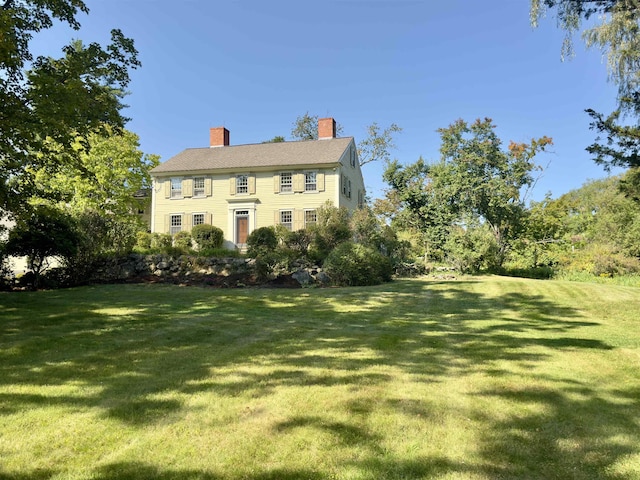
31, 0, 622, 202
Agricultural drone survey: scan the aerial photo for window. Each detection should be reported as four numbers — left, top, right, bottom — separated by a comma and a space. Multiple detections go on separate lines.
304, 171, 317, 192
280, 172, 293, 193
350, 148, 356, 167
280, 210, 293, 231
236, 174, 248, 194
193, 213, 205, 226
304, 209, 317, 227
170, 178, 182, 198
170, 214, 182, 235
193, 177, 205, 197
341, 176, 352, 198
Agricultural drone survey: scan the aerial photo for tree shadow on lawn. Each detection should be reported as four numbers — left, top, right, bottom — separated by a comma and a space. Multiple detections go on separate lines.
0, 279, 637, 479
0, 458, 479, 480
476, 381, 640, 479
0, 459, 469, 480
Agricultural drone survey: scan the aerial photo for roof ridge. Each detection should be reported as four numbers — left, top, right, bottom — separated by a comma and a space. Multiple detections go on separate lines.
187, 136, 354, 150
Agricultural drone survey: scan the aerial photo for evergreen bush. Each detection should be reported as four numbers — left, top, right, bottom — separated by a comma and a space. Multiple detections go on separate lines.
323, 241, 393, 286
191, 224, 224, 250
246, 226, 278, 257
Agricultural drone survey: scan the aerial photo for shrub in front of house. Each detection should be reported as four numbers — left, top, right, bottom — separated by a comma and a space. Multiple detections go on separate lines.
307, 204, 352, 263
252, 251, 286, 281
323, 241, 393, 286
136, 231, 152, 250
191, 224, 224, 251
246, 226, 278, 258
150, 233, 172, 250
173, 231, 192, 251
282, 228, 313, 256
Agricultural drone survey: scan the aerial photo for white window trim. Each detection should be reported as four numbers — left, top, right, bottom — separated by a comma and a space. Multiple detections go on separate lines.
169, 213, 182, 235
236, 174, 249, 195
304, 209, 317, 228
280, 171, 293, 193
170, 177, 182, 199
193, 177, 206, 198
279, 209, 293, 231
192, 212, 206, 227
304, 171, 317, 193
227, 202, 256, 246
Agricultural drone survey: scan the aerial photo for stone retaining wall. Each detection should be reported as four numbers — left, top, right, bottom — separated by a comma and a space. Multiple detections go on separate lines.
90, 254, 331, 287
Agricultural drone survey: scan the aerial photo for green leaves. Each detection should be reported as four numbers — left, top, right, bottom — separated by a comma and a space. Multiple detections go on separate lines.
0, 0, 88, 80
384, 118, 552, 266
531, 0, 640, 198
357, 122, 402, 167
0, 1, 140, 215
33, 128, 159, 219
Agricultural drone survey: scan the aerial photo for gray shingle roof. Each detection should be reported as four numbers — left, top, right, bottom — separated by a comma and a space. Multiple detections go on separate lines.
151, 137, 354, 175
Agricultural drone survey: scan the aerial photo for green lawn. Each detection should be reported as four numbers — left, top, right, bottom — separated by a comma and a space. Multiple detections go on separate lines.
1, 277, 639, 480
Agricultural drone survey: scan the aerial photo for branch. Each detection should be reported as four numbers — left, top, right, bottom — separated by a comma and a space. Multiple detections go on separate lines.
358, 122, 402, 167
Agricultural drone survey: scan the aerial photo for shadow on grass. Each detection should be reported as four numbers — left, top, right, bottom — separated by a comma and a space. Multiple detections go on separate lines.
275, 415, 383, 450
477, 382, 640, 479
0, 279, 637, 479
0, 470, 56, 480
0, 459, 469, 480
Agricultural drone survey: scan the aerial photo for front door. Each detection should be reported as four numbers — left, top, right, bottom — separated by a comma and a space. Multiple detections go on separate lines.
236, 214, 248, 245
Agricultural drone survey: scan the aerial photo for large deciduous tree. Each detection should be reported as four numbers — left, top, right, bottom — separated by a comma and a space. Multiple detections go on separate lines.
32, 127, 159, 219
383, 157, 457, 260
0, 0, 140, 216
385, 118, 552, 268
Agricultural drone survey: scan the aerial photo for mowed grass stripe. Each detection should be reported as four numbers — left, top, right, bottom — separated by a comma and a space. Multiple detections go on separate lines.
0, 277, 638, 479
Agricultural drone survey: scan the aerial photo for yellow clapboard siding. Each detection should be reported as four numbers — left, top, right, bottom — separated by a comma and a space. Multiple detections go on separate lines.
152, 169, 345, 240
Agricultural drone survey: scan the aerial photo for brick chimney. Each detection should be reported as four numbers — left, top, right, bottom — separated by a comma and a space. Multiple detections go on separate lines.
210, 127, 230, 147
318, 117, 336, 139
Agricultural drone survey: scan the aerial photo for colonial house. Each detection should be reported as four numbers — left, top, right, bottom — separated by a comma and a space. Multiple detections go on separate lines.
150, 118, 366, 249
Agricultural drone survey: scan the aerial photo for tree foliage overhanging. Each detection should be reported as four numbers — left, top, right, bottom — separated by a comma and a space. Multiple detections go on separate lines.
290, 112, 402, 167
383, 118, 553, 269
0, 0, 140, 217
531, 0, 640, 196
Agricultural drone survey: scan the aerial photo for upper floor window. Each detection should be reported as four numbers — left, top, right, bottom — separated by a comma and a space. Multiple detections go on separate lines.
170, 214, 182, 235
236, 174, 248, 194
193, 177, 205, 197
280, 210, 293, 231
280, 172, 293, 193
170, 178, 182, 198
305, 171, 317, 192
350, 148, 356, 167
